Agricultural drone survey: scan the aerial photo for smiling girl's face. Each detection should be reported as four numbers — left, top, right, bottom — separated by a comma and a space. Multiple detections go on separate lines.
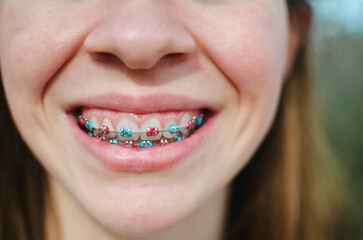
0, 0, 298, 237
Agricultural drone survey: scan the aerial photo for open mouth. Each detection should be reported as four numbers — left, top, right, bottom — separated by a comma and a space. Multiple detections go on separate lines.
77, 108, 206, 148
66, 94, 217, 171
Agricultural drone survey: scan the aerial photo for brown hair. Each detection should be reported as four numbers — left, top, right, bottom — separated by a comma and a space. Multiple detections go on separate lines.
225, 48, 342, 240
224, 1, 347, 239
0, 1, 345, 240
0, 90, 47, 239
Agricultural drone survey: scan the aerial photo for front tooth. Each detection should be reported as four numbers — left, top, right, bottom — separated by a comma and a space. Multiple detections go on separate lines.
90, 116, 100, 135
179, 113, 191, 136
140, 118, 162, 140
163, 120, 179, 139
101, 118, 116, 138
117, 119, 139, 141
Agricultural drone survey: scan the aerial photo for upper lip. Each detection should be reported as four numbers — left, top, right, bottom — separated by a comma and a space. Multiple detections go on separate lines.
67, 93, 219, 114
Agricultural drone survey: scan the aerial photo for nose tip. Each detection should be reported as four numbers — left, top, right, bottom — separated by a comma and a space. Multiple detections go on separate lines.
84, 2, 196, 70
109, 27, 196, 70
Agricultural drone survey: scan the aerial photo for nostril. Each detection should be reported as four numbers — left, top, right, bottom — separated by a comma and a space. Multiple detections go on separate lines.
157, 52, 190, 67
89, 51, 191, 71
91, 52, 123, 66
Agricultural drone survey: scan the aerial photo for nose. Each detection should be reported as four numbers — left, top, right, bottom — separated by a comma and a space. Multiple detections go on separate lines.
84, 1, 196, 70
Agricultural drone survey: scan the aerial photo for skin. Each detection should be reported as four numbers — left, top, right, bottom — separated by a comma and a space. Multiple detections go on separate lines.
0, 0, 304, 239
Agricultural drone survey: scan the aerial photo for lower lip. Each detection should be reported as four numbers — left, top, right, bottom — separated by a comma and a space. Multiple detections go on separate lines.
68, 113, 216, 172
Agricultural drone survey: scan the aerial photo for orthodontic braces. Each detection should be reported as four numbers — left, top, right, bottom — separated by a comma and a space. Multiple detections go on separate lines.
78, 114, 204, 148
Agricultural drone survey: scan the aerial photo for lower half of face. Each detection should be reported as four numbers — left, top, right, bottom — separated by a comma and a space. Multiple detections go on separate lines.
0, 0, 289, 236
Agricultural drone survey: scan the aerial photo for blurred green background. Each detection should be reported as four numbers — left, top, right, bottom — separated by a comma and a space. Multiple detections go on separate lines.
310, 0, 363, 238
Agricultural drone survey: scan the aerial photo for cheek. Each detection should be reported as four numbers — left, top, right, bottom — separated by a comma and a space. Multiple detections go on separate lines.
0, 2, 94, 101
189, 3, 288, 99
0, 1, 97, 125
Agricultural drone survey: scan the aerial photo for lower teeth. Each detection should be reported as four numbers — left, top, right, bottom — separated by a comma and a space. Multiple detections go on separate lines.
78, 114, 204, 148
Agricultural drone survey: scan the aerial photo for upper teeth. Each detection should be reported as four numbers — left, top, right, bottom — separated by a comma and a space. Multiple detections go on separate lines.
116, 118, 140, 141
179, 113, 191, 136
163, 120, 179, 138
82, 112, 201, 141
140, 118, 162, 140
102, 118, 116, 138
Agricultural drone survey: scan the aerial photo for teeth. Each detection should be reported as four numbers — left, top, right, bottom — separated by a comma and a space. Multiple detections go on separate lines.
101, 118, 116, 138
90, 116, 100, 135
82, 111, 204, 145
163, 120, 179, 139
179, 113, 191, 136
140, 118, 162, 140
117, 119, 140, 141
